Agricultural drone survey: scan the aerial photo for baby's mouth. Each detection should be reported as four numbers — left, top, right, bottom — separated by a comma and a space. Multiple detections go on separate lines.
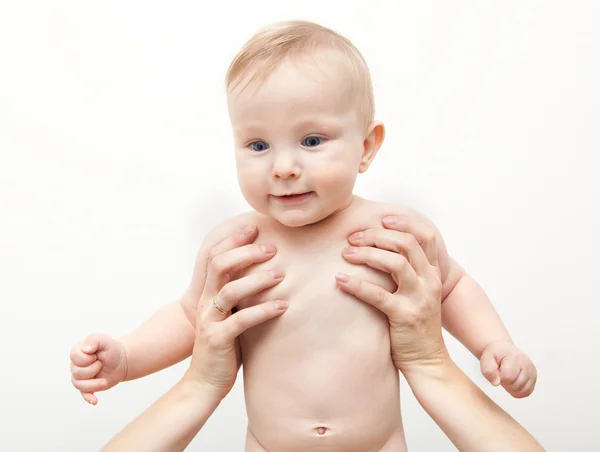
272, 192, 314, 204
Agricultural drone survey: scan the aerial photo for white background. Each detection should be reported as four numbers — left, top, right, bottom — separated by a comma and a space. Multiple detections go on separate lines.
1, 1, 599, 450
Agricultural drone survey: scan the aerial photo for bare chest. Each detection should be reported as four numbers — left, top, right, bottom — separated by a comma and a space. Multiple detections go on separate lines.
235, 226, 397, 346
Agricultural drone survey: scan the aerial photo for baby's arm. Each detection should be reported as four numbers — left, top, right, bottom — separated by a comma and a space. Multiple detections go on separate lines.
435, 228, 537, 397
439, 257, 512, 359
390, 209, 536, 397
119, 216, 251, 381
70, 214, 256, 403
389, 210, 512, 357
117, 301, 195, 382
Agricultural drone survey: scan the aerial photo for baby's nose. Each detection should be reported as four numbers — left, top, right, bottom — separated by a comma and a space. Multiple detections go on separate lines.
272, 151, 300, 179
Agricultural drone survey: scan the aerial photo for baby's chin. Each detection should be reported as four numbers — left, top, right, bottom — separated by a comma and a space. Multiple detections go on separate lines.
270, 208, 338, 228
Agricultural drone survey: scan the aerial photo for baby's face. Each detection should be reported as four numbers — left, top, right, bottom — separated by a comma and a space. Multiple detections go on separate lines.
228, 58, 369, 227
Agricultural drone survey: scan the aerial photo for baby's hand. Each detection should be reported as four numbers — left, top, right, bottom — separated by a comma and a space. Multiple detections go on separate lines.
69, 333, 128, 405
480, 341, 537, 398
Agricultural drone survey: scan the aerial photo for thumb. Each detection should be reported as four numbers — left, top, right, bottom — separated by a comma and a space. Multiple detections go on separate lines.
82, 333, 109, 355
480, 346, 501, 386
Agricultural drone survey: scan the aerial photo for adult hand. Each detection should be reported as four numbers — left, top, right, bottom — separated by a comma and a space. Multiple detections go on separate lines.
184, 224, 288, 399
336, 215, 448, 375
335, 216, 546, 451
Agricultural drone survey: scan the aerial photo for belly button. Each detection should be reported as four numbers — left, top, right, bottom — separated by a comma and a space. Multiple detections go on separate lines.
314, 426, 329, 436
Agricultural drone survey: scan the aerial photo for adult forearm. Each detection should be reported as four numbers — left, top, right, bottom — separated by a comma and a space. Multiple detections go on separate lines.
119, 300, 195, 381
404, 360, 544, 452
102, 377, 221, 451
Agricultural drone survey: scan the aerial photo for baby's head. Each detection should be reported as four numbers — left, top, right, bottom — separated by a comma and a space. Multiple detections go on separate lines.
225, 20, 384, 227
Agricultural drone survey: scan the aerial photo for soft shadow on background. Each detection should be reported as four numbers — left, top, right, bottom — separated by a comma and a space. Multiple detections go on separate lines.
1, 1, 598, 450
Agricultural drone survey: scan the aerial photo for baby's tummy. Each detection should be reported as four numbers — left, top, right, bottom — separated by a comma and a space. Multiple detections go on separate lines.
239, 289, 404, 451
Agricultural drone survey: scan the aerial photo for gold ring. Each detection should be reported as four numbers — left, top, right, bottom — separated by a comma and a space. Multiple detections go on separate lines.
212, 298, 227, 315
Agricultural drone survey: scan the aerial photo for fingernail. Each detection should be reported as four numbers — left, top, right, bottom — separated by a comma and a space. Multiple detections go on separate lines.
82, 345, 92, 353
275, 300, 288, 309
261, 244, 276, 254
343, 246, 358, 255
270, 268, 283, 278
336, 272, 350, 283
383, 216, 399, 226
492, 376, 501, 386
348, 231, 363, 242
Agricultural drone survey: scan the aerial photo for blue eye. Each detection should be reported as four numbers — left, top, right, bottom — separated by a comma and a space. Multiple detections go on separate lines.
249, 141, 269, 152
302, 136, 323, 147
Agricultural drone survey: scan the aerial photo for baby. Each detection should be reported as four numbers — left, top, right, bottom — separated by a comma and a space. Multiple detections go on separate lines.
70, 21, 537, 451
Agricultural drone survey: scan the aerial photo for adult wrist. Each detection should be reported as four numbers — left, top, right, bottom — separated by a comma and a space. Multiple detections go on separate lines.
180, 370, 228, 405
400, 353, 457, 386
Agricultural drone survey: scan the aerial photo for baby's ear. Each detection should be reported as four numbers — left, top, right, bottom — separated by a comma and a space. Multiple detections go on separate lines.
359, 121, 385, 173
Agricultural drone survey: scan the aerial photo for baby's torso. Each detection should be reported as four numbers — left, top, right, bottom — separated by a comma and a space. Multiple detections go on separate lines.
235, 198, 408, 452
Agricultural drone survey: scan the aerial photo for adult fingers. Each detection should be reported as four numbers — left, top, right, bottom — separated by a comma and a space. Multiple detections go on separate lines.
342, 245, 418, 292
208, 224, 258, 259
207, 268, 285, 321
382, 215, 439, 268
335, 272, 399, 319
220, 300, 289, 340
348, 227, 432, 277
204, 243, 278, 296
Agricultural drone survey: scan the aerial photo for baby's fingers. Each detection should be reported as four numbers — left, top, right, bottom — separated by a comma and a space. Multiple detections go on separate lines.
499, 353, 521, 385
81, 392, 98, 405
517, 377, 536, 398
70, 345, 97, 367
480, 351, 501, 386
506, 370, 529, 397
70, 360, 103, 380
71, 378, 108, 394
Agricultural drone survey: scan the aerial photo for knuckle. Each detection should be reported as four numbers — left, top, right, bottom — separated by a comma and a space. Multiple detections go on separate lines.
396, 254, 407, 269
424, 229, 436, 245
404, 233, 418, 249
377, 288, 389, 305
219, 284, 237, 303
210, 255, 227, 274
232, 314, 249, 332
206, 247, 220, 264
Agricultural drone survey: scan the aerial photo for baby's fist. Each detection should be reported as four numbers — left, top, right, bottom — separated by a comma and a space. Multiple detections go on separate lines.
480, 341, 537, 398
69, 333, 128, 405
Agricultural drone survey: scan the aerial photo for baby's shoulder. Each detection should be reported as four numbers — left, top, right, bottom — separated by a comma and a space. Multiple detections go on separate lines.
354, 197, 436, 229
199, 210, 262, 253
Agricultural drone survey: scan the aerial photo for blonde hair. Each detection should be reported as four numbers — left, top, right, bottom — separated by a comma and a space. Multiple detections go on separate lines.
225, 20, 375, 129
